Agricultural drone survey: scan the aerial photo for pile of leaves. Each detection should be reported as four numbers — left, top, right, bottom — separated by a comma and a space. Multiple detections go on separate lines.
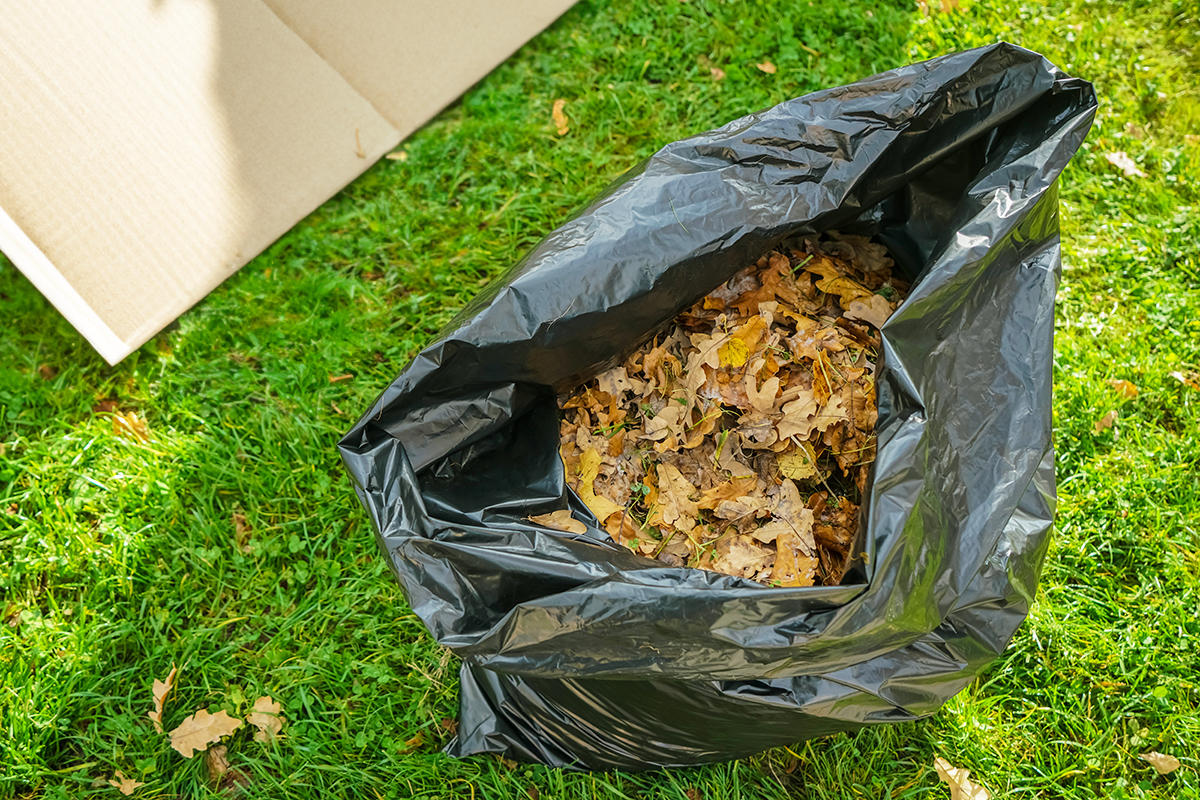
549, 234, 910, 587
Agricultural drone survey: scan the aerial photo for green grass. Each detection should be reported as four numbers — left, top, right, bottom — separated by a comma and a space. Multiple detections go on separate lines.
2, 0, 1198, 797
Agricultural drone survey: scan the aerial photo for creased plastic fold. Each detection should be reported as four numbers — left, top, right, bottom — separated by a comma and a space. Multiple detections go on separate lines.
339, 43, 1096, 770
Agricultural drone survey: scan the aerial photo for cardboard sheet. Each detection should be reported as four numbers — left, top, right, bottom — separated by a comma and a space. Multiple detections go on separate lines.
0, 0, 575, 363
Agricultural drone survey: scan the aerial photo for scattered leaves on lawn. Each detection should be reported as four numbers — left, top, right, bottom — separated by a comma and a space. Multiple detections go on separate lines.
113, 412, 151, 443
108, 771, 144, 796
1140, 751, 1182, 775
934, 757, 991, 800
247, 696, 284, 743
147, 664, 178, 734
552, 99, 570, 136
1107, 379, 1139, 399
756, 61, 777, 74
1094, 410, 1119, 434
558, 233, 907, 585
169, 708, 243, 758
528, 510, 587, 534
1105, 150, 1147, 178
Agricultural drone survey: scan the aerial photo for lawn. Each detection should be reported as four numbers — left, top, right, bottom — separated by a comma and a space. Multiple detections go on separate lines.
2, 0, 1198, 797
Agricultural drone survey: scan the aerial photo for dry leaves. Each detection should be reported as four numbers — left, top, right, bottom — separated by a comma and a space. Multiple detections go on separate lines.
558, 234, 907, 585
169, 708, 243, 758
206, 744, 231, 783
1094, 410, 1119, 434
1140, 751, 1182, 775
934, 757, 991, 800
1108, 379, 1139, 399
1105, 151, 1147, 178
108, 771, 144, 796
1170, 370, 1200, 390
529, 510, 587, 534
233, 511, 252, 553
552, 99, 570, 136
756, 61, 777, 74
147, 664, 178, 734
247, 696, 284, 743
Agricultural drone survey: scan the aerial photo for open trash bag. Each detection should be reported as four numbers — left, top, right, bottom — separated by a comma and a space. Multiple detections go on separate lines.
339, 43, 1097, 770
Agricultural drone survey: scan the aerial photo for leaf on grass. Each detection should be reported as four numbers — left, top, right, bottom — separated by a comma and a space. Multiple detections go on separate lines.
113, 412, 151, 443
756, 61, 776, 74
206, 744, 230, 783
710, 66, 725, 81
147, 664, 178, 734
552, 99, 570, 136
1107, 379, 1139, 399
934, 757, 991, 800
1140, 751, 1181, 775
108, 771, 144, 796
232, 511, 252, 553
1094, 410, 1118, 434
1105, 151, 1146, 178
1170, 370, 1200, 390
529, 510, 587, 534
247, 696, 284, 743
169, 708, 243, 758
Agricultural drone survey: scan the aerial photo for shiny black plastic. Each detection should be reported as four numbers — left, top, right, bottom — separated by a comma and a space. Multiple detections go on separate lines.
339, 44, 1096, 770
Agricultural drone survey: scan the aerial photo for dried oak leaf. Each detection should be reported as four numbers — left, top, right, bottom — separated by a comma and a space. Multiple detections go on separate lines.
169, 708, 243, 758
206, 744, 231, 783
147, 663, 178, 734
1105, 150, 1146, 178
552, 99, 570, 136
575, 448, 625, 523
1108, 379, 1139, 399
934, 757, 991, 800
108, 771, 144, 796
529, 510, 587, 534
247, 696, 284, 743
1140, 751, 1181, 775
652, 463, 699, 531
1094, 410, 1118, 434
844, 294, 894, 328
756, 61, 777, 74
712, 534, 774, 579
232, 511, 252, 553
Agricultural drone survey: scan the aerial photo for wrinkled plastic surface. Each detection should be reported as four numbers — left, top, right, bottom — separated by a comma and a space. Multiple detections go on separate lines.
339, 43, 1096, 770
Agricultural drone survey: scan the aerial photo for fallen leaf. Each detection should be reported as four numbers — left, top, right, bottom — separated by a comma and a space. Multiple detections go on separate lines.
653, 463, 699, 531
934, 757, 990, 800
576, 448, 625, 522
206, 744, 230, 783
1105, 151, 1146, 178
247, 696, 283, 743
38, 364, 58, 380
756, 61, 777, 74
1140, 751, 1181, 775
552, 99, 570, 136
1107, 379, 1139, 399
401, 732, 425, 753
528, 510, 587, 534
710, 66, 726, 81
1170, 370, 1200, 390
169, 708, 243, 758
1093, 410, 1118, 434
147, 664, 178, 733
718, 338, 750, 368
108, 771, 144, 796
844, 294, 894, 328
1125, 122, 1146, 139
328, 374, 354, 383
113, 412, 151, 443
778, 442, 819, 481
232, 511, 252, 553
384, 150, 409, 162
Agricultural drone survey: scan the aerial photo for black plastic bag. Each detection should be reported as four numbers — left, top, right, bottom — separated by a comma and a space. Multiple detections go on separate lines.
339, 43, 1096, 770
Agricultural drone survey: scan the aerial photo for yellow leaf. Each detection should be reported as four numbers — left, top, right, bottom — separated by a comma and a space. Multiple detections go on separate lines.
113, 411, 151, 443
844, 294, 894, 328
652, 463, 699, 532
528, 510, 587, 534
772, 529, 818, 587
552, 98, 569, 136
815, 275, 875, 305
1093, 410, 1118, 434
147, 663, 178, 734
1107, 379, 1139, 400
718, 338, 749, 368
934, 757, 991, 800
108, 771, 144, 796
778, 443, 818, 481
576, 448, 625, 522
168, 708, 243, 759
1140, 752, 1181, 775
756, 61, 777, 74
247, 696, 284, 743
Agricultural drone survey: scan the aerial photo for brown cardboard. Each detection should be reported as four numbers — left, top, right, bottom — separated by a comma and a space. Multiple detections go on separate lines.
0, 0, 575, 363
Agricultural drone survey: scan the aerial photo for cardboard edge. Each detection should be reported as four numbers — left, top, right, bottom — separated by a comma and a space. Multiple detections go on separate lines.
0, 205, 132, 365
